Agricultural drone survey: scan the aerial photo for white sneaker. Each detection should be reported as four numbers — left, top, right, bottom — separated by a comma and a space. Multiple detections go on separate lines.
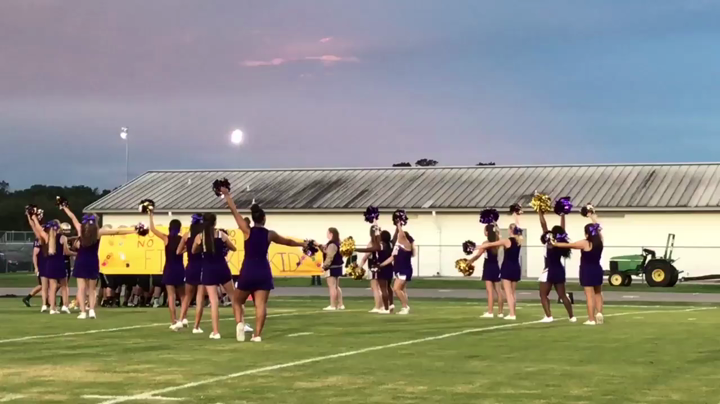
377, 309, 390, 314
540, 316, 554, 323
504, 315, 516, 320
236, 322, 246, 342
77, 312, 87, 320
481, 312, 494, 318
49, 309, 59, 315
398, 307, 410, 315
61, 306, 71, 314
596, 313, 604, 324
153, 300, 160, 308
170, 322, 183, 331
209, 332, 221, 340
88, 310, 96, 319
41, 305, 48, 313
338, 305, 346, 310
369, 308, 381, 313
323, 306, 337, 311
584, 320, 596, 326
389, 304, 395, 312
192, 328, 203, 334
498, 313, 504, 318
569, 317, 578, 323
244, 324, 253, 332
250, 336, 262, 342
181, 319, 189, 327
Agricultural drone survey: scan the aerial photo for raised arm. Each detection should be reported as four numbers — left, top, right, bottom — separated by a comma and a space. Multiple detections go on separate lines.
538, 211, 548, 233
148, 211, 168, 245
31, 215, 48, 243
62, 206, 82, 236
99, 228, 137, 236
221, 187, 251, 238
221, 232, 237, 252
560, 213, 566, 230
176, 233, 189, 255
27, 213, 45, 242
269, 231, 305, 248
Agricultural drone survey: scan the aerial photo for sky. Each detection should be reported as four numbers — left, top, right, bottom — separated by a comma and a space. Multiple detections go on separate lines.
1, 0, 720, 190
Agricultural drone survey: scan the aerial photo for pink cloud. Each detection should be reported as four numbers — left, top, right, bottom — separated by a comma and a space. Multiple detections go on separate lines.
241, 55, 358, 68
304, 55, 359, 65
319, 37, 333, 43
241, 58, 286, 67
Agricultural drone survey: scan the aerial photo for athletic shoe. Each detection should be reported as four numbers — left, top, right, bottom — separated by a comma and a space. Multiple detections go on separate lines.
236, 322, 246, 342
60, 306, 71, 314
504, 315, 516, 320
596, 313, 604, 324
569, 317, 578, 323
584, 320, 596, 326
398, 307, 410, 315
377, 309, 390, 314
49, 309, 59, 315
498, 313, 504, 318
540, 316, 554, 323
389, 304, 395, 311
171, 322, 183, 332
88, 310, 96, 319
250, 336, 262, 342
181, 319, 189, 327
22, 296, 31, 307
322, 306, 337, 311
192, 328, 203, 334
338, 305, 346, 310
480, 312, 494, 318
41, 305, 48, 313
209, 333, 221, 340
77, 312, 87, 320
369, 308, 381, 313
152, 299, 160, 308
244, 324, 253, 332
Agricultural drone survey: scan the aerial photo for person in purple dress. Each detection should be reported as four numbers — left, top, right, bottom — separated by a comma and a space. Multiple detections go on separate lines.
177, 214, 205, 333
148, 211, 186, 331
191, 213, 237, 340
537, 210, 576, 323
553, 208, 604, 325
61, 205, 137, 319
468, 224, 505, 318
476, 212, 524, 320
27, 215, 72, 314
381, 223, 414, 315
221, 187, 307, 342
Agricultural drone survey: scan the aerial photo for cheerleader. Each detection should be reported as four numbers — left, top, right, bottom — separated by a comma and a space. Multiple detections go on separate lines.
467, 224, 505, 318
62, 206, 137, 319
538, 210, 576, 323
191, 213, 237, 340
356, 224, 385, 313
475, 213, 523, 320
23, 235, 47, 310
221, 187, 307, 342
552, 208, 603, 325
319, 228, 345, 311
177, 214, 205, 333
375, 230, 395, 313
26, 215, 71, 314
383, 221, 413, 315
148, 211, 186, 330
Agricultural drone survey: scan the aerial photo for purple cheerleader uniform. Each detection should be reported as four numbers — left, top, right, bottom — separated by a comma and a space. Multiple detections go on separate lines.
500, 238, 522, 282
184, 238, 202, 286
34, 239, 46, 278
481, 250, 501, 282
236, 227, 274, 292
73, 240, 100, 280
162, 237, 185, 287
44, 236, 67, 280
201, 237, 232, 286
393, 244, 413, 282
579, 243, 604, 287
545, 246, 566, 284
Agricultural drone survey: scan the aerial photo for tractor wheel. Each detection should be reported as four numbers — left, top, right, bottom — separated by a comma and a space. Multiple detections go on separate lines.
608, 273, 624, 287
645, 260, 673, 287
622, 275, 633, 286
667, 270, 679, 287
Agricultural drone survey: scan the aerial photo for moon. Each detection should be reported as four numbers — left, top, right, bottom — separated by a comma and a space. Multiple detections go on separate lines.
231, 129, 243, 145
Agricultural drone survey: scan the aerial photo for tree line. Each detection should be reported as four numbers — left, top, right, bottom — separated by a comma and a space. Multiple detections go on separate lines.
392, 159, 496, 167
0, 181, 111, 231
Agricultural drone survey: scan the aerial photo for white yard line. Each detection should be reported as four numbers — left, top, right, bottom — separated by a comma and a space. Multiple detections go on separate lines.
97, 307, 715, 404
0, 309, 356, 344
287, 332, 314, 337
84, 396, 182, 401
0, 395, 26, 402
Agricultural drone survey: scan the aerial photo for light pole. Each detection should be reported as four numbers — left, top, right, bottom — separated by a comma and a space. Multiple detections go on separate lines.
120, 127, 129, 183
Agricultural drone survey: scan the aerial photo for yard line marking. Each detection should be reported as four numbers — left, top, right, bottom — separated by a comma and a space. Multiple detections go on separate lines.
97, 307, 714, 404
287, 332, 314, 337
623, 295, 640, 299
0, 309, 360, 344
84, 396, 182, 401
0, 395, 25, 402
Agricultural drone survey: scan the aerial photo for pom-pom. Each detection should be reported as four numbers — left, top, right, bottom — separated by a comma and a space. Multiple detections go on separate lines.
540, 231, 551, 245
530, 191, 552, 213
462, 240, 476, 256
587, 223, 602, 236
339, 237, 356, 257
303, 240, 319, 257
364, 206, 380, 224
212, 178, 231, 197
345, 263, 366, 280
553, 196, 573, 216
191, 214, 203, 225
580, 203, 596, 217
56, 196, 69, 209
138, 199, 155, 213
370, 224, 381, 236
36, 209, 44, 220
455, 258, 475, 277
509, 203, 523, 215
392, 209, 408, 226
81, 214, 97, 225
135, 223, 149, 236
479, 208, 499, 224
25, 204, 38, 216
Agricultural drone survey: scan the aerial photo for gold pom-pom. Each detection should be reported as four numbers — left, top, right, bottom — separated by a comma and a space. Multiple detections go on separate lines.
455, 258, 475, 277
345, 263, 366, 280
339, 236, 356, 257
530, 191, 552, 213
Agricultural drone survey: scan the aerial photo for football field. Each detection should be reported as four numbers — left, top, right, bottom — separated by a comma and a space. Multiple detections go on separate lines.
1, 297, 719, 404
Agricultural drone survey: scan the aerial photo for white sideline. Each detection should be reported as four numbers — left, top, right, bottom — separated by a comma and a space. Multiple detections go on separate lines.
84, 396, 181, 401
0, 309, 356, 344
97, 307, 715, 404
0, 395, 25, 402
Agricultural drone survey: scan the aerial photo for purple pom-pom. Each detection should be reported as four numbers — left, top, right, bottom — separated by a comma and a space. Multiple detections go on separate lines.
392, 210, 408, 226
303, 239, 319, 256
554, 197, 573, 216
479, 208, 499, 225
212, 178, 231, 197
363, 206, 380, 224
462, 240, 476, 255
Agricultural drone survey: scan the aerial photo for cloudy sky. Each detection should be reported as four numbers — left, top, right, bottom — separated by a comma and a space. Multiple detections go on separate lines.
1, 0, 720, 189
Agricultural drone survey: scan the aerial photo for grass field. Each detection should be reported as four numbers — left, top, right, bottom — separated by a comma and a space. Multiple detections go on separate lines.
2, 272, 720, 293
1, 297, 719, 404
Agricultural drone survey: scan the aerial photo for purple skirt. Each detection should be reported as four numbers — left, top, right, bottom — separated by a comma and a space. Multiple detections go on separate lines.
73, 252, 99, 280
482, 260, 501, 282
501, 262, 521, 282
201, 263, 232, 286
45, 259, 67, 280
580, 264, 603, 287
185, 261, 202, 286
377, 266, 394, 281
162, 262, 185, 287
236, 265, 274, 292
546, 264, 566, 284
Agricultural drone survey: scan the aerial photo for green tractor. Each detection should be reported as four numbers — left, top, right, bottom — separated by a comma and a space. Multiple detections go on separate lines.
608, 234, 680, 287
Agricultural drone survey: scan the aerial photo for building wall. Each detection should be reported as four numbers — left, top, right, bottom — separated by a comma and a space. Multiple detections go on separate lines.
103, 211, 720, 279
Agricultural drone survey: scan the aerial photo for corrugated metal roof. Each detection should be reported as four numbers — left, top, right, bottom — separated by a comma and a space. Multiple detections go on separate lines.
84, 163, 720, 213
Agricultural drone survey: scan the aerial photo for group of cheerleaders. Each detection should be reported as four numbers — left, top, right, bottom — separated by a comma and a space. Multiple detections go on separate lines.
464, 203, 605, 325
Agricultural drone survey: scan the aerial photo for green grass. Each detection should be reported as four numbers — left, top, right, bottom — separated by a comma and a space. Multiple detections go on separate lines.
1, 297, 719, 403
2, 272, 720, 293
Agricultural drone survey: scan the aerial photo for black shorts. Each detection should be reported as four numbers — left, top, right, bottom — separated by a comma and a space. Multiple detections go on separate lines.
151, 275, 163, 288
107, 275, 123, 290
122, 275, 137, 287
136, 275, 151, 292
100, 273, 110, 289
